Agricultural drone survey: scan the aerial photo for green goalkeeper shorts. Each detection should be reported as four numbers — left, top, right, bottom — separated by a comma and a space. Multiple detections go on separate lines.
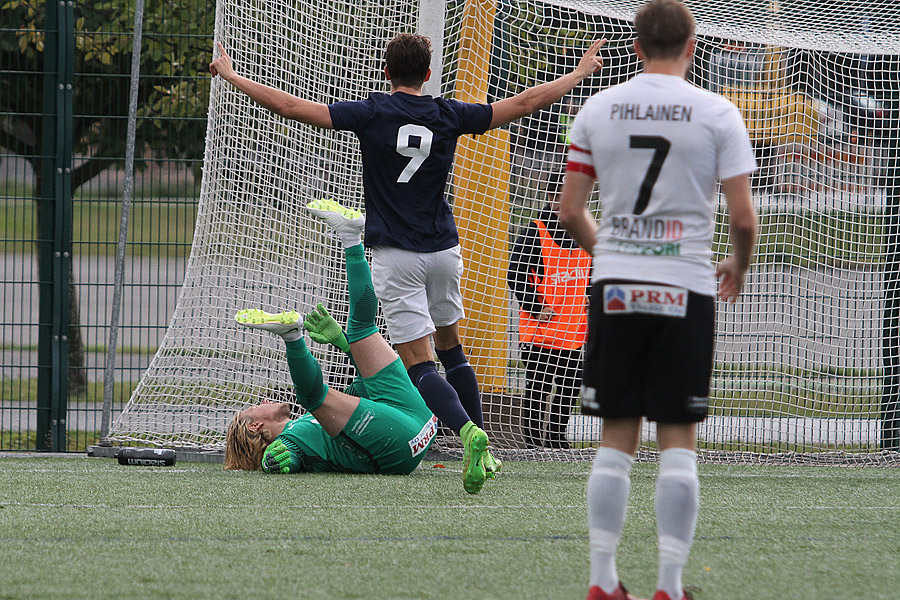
339, 358, 437, 475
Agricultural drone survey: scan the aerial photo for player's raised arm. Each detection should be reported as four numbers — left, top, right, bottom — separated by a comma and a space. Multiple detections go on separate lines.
209, 41, 333, 128
488, 38, 606, 129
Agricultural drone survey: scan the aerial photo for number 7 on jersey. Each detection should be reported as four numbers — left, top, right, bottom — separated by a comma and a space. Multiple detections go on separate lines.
630, 135, 670, 215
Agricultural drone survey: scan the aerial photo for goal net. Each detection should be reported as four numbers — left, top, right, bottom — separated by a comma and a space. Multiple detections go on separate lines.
108, 0, 900, 464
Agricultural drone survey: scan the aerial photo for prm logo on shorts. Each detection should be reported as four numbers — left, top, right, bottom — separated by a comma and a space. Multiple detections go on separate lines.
604, 286, 627, 312
603, 284, 688, 317
409, 415, 438, 457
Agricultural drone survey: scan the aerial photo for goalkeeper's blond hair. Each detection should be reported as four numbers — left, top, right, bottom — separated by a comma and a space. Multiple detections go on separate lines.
224, 412, 267, 470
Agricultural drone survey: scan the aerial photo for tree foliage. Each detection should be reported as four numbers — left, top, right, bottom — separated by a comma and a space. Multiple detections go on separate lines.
0, 0, 214, 396
0, 0, 215, 188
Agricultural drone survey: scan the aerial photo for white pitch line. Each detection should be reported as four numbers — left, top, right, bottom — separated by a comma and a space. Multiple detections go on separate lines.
783, 505, 900, 510
700, 472, 882, 479
0, 501, 586, 510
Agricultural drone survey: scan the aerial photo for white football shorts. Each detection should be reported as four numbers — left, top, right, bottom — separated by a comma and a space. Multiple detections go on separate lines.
370, 245, 465, 344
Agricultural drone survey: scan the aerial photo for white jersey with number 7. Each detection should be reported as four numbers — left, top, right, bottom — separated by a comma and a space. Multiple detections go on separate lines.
567, 72, 757, 296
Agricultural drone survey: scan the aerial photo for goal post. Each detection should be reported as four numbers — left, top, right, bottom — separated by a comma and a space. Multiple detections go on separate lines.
453, 0, 511, 393
107, 0, 900, 464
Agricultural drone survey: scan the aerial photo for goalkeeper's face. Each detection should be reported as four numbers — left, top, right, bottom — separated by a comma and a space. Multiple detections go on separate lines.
243, 400, 291, 434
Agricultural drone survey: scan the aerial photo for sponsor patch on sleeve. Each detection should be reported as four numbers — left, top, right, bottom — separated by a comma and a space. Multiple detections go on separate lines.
409, 415, 438, 457
603, 284, 688, 317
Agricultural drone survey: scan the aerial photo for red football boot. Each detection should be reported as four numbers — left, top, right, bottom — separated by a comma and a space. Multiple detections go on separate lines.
651, 590, 694, 600
587, 583, 644, 600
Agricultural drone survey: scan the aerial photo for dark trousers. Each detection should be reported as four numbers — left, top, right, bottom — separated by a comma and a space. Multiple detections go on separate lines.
521, 344, 582, 448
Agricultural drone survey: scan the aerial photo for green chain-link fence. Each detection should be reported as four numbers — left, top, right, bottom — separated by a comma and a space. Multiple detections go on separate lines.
0, 0, 214, 451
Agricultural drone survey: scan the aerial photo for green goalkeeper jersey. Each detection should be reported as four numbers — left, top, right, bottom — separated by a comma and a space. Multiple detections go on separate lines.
274, 358, 437, 475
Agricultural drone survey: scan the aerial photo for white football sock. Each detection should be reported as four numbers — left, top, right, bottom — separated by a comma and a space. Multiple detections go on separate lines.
655, 448, 699, 600
587, 446, 634, 594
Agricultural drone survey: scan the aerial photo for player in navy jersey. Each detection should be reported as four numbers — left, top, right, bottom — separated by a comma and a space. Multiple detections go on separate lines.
559, 2, 757, 599
210, 33, 605, 494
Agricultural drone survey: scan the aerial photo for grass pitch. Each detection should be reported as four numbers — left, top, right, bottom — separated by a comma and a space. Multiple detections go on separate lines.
0, 456, 897, 600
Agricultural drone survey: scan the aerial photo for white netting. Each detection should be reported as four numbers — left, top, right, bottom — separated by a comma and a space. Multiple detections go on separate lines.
109, 0, 900, 463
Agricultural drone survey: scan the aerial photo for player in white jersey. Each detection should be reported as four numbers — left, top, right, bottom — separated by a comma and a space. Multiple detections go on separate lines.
559, 2, 758, 600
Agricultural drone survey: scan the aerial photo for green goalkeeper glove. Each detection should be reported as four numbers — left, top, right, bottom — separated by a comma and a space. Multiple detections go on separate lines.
261, 439, 293, 474
303, 303, 350, 353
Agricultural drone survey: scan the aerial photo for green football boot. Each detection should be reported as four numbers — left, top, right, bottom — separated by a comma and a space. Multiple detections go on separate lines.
461, 422, 489, 494
483, 450, 502, 479
305, 198, 365, 247
235, 308, 302, 341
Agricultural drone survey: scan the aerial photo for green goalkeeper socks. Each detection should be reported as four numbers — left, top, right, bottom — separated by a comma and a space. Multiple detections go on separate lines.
344, 244, 379, 344
284, 338, 328, 412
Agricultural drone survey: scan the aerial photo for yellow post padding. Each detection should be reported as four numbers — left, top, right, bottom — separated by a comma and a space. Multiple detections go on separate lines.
455, 132, 510, 392
452, 0, 509, 392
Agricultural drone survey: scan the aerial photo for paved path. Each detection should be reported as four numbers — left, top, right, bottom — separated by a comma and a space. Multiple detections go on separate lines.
4, 350, 154, 382
1, 252, 186, 349
1, 401, 122, 432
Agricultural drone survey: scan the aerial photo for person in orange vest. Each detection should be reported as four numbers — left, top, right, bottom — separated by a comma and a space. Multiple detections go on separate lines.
508, 176, 592, 448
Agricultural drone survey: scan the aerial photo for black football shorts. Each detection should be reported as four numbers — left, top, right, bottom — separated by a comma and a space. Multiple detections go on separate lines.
580, 279, 715, 423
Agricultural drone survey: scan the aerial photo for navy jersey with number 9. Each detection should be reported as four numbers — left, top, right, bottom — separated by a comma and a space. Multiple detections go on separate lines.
329, 91, 492, 252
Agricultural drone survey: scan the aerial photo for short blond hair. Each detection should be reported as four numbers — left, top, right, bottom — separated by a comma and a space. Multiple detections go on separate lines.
224, 411, 267, 470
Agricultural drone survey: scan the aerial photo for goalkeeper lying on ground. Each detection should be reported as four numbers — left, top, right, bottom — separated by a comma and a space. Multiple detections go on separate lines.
225, 201, 496, 491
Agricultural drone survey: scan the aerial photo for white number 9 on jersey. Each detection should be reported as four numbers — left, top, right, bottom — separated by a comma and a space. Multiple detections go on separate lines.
396, 124, 433, 183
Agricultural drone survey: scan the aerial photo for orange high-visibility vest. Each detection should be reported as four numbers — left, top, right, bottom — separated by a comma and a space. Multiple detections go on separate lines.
518, 220, 592, 350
